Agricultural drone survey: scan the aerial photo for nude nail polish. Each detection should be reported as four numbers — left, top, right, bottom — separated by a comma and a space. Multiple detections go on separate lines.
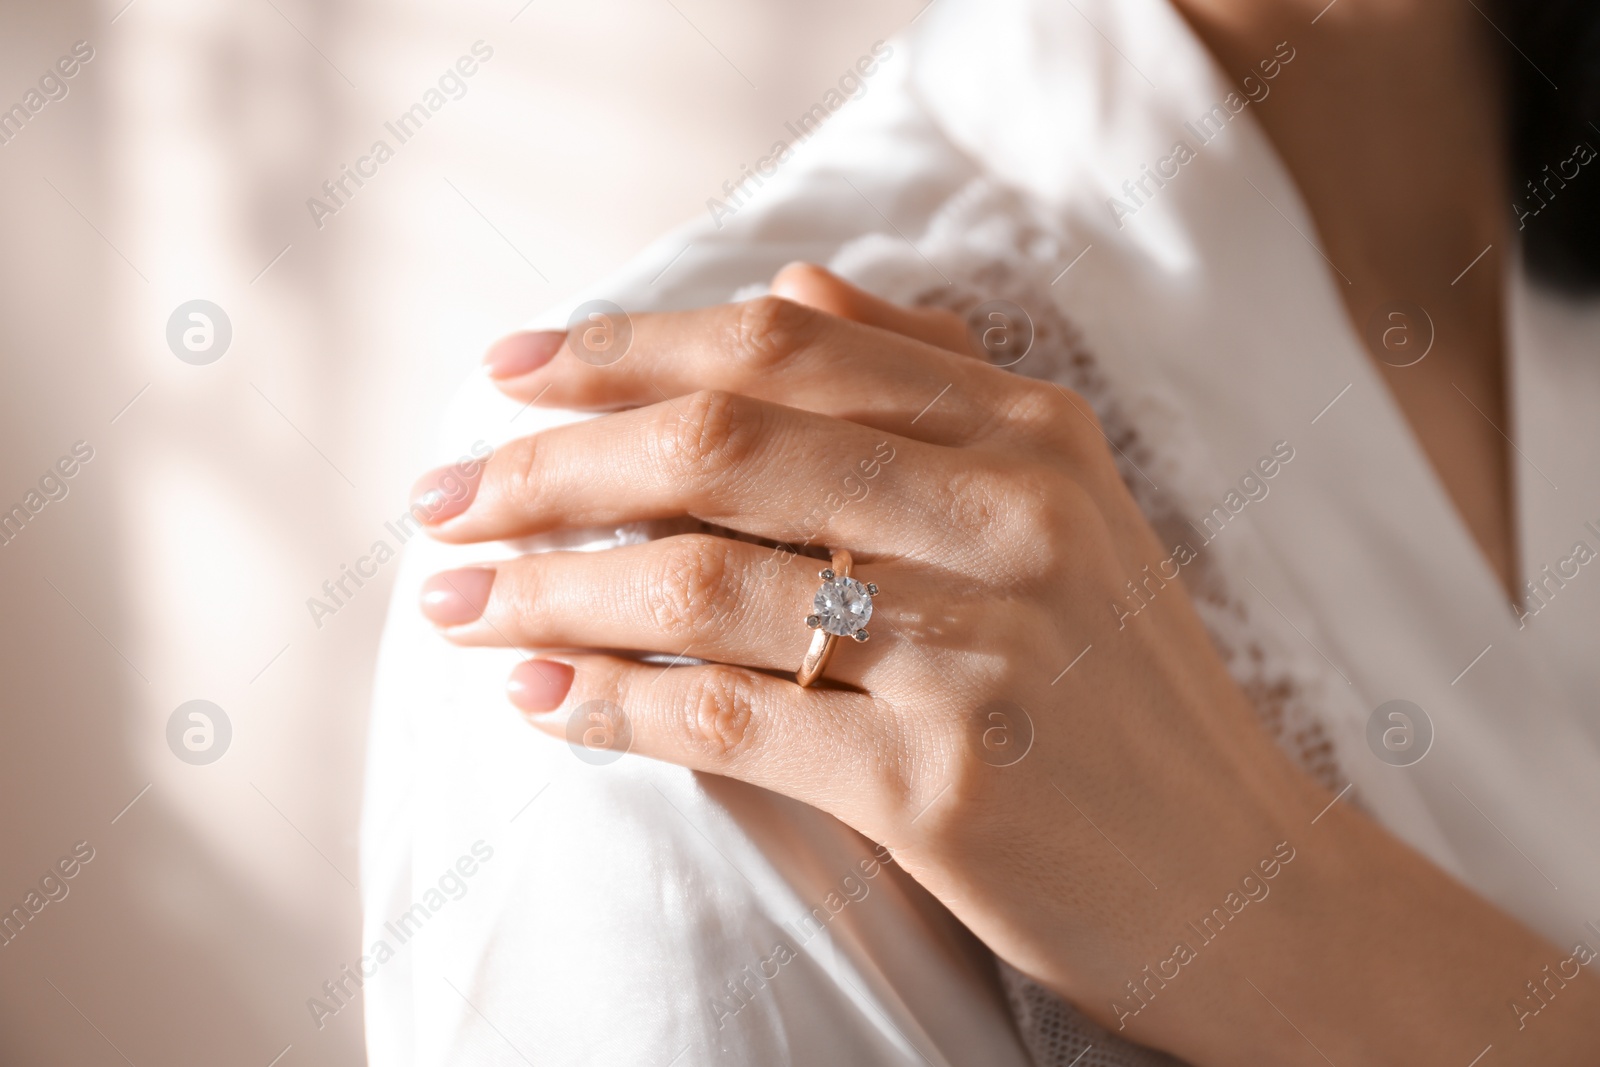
420, 568, 495, 626
409, 464, 482, 525
483, 330, 565, 380
508, 660, 574, 714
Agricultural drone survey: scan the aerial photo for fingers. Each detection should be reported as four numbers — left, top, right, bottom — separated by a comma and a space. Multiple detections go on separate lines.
420, 534, 891, 685
768, 262, 975, 356
481, 293, 1008, 447
413, 389, 940, 552
508, 650, 892, 815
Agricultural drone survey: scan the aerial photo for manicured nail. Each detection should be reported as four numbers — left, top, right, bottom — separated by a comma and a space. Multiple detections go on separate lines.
483, 330, 565, 380
508, 660, 574, 715
409, 464, 482, 525
420, 568, 495, 627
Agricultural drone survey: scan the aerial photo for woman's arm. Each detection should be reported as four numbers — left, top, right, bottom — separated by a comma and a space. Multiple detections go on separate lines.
1171, 796, 1600, 1065
413, 264, 1600, 1066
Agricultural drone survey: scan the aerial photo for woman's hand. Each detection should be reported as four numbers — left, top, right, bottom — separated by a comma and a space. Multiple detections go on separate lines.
414, 265, 1600, 1066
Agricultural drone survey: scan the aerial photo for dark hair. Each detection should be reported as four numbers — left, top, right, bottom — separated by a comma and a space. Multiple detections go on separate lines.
1506, 1, 1600, 291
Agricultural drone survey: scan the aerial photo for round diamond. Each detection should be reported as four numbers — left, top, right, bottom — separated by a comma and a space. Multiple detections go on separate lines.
813, 575, 873, 636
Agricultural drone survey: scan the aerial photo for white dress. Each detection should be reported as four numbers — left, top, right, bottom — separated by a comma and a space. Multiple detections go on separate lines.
359, 0, 1600, 1063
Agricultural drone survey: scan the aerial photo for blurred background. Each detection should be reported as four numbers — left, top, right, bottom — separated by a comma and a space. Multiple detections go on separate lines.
0, 1, 923, 1062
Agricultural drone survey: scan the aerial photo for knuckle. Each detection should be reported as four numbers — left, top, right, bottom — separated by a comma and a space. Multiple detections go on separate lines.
1007, 380, 1096, 438
502, 558, 548, 630
1006, 471, 1087, 574
1057, 385, 1105, 436
679, 667, 759, 764
657, 389, 754, 482
932, 465, 1010, 542
500, 436, 543, 513
732, 295, 819, 370
1001, 380, 1121, 481
1044, 484, 1105, 585
645, 536, 736, 641
938, 462, 1083, 583
1055, 391, 1112, 458
1007, 472, 1070, 541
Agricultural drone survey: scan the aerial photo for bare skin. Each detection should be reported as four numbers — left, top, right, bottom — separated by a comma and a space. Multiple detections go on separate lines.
1174, 0, 1519, 599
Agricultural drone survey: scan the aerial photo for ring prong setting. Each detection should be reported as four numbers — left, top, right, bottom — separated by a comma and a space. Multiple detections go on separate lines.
798, 550, 876, 687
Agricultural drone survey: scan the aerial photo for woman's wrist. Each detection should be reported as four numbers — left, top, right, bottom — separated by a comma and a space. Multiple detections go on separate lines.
1133, 798, 1600, 1065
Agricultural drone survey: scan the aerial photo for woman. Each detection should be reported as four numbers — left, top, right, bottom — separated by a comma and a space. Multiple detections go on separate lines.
362, 0, 1600, 1062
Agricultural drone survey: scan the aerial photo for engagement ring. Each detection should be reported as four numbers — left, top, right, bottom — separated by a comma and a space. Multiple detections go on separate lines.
796, 549, 877, 687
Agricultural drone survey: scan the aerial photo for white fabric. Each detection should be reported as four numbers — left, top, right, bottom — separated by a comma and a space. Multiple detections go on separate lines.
360, 0, 1600, 1064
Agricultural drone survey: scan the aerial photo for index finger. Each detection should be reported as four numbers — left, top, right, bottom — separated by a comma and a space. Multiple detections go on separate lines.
480, 296, 1012, 447
413, 389, 942, 554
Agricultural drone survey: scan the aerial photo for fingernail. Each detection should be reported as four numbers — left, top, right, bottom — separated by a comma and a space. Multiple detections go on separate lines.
409, 464, 482, 525
420, 568, 495, 627
483, 330, 565, 380
508, 659, 574, 715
